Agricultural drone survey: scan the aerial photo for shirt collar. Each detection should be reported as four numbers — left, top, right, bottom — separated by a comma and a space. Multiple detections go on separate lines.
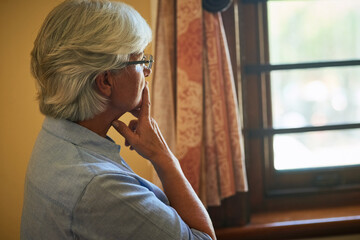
42, 117, 122, 161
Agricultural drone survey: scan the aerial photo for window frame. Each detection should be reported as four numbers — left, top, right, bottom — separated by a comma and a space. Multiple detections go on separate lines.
239, 0, 360, 212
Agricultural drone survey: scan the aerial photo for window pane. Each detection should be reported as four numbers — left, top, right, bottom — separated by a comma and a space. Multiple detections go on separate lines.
271, 67, 360, 128
274, 129, 360, 170
268, 0, 360, 64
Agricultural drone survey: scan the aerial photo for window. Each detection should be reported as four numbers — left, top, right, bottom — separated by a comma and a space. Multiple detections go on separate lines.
240, 0, 360, 210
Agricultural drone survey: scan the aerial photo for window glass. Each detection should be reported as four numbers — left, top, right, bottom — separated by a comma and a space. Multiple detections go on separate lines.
271, 67, 360, 128
268, 0, 360, 64
273, 129, 360, 170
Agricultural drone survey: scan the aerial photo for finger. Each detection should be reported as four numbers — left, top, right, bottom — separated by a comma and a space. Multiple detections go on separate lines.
112, 120, 136, 144
128, 120, 138, 132
138, 83, 151, 121
126, 121, 137, 145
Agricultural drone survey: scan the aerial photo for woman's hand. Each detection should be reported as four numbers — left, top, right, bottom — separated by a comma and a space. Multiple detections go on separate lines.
112, 84, 216, 240
111, 84, 174, 164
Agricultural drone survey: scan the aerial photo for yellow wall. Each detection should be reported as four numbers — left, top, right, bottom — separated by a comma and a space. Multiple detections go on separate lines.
0, 0, 156, 239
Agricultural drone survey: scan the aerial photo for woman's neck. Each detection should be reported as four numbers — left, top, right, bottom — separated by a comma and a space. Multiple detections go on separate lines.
77, 110, 123, 138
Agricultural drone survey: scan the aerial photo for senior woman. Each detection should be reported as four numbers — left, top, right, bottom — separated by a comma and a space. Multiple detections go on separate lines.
20, 0, 216, 239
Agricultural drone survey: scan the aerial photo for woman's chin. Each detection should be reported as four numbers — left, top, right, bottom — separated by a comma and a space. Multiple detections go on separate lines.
128, 100, 142, 117
133, 99, 142, 111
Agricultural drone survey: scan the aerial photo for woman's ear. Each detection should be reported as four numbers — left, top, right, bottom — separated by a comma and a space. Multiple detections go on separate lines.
95, 71, 112, 97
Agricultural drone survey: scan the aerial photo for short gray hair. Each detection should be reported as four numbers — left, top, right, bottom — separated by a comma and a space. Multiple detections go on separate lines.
31, 0, 152, 121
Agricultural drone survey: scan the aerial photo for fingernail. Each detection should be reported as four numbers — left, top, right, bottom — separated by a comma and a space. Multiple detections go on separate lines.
111, 121, 119, 128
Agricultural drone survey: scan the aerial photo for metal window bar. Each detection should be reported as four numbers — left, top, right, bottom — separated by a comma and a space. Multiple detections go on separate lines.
244, 60, 360, 136
246, 123, 360, 137
244, 60, 360, 74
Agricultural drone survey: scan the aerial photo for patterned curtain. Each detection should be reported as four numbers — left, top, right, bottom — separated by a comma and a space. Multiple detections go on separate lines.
151, 0, 176, 188
152, 0, 247, 206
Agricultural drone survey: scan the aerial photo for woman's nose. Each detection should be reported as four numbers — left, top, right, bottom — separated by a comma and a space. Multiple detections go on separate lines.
144, 68, 152, 77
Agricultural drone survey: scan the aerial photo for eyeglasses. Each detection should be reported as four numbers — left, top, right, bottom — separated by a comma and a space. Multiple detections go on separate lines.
125, 54, 154, 70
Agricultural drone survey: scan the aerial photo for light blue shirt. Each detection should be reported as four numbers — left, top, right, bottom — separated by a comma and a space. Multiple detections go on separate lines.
21, 117, 211, 240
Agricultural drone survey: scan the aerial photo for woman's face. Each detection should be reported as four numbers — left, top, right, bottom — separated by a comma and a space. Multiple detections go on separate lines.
109, 53, 151, 115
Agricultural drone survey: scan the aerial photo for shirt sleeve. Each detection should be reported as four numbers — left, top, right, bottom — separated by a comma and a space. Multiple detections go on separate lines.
71, 173, 212, 240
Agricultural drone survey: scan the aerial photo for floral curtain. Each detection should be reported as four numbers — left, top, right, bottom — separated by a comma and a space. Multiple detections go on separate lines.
151, 0, 176, 188
152, 0, 247, 206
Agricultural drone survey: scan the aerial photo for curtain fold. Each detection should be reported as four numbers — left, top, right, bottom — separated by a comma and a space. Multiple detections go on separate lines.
176, 0, 204, 195
152, 0, 247, 207
151, 0, 176, 187
203, 11, 248, 206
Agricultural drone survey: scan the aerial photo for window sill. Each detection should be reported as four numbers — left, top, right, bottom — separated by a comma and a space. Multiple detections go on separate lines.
215, 205, 360, 240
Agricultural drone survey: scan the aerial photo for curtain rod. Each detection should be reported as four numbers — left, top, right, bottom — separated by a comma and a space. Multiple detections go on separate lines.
203, 0, 233, 12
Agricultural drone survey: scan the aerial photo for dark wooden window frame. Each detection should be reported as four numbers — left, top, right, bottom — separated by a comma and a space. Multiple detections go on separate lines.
240, 0, 360, 206
210, 0, 360, 238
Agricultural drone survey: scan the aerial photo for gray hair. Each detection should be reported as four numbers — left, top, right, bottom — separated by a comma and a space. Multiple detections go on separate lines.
31, 0, 152, 121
